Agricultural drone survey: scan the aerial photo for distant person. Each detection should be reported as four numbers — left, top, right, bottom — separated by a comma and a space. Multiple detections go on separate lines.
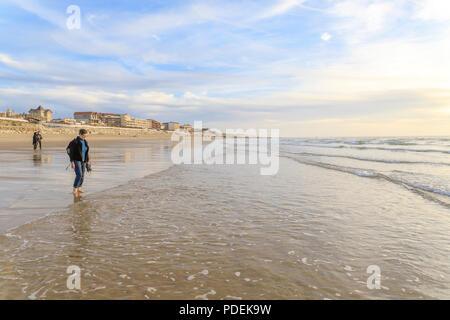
67, 129, 91, 195
32, 130, 43, 150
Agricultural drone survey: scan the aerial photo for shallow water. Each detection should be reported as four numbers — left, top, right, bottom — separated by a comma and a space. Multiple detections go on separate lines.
0, 139, 173, 232
0, 137, 449, 299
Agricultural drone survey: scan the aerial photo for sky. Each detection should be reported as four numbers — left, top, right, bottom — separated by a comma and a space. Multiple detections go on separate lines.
0, 0, 449, 137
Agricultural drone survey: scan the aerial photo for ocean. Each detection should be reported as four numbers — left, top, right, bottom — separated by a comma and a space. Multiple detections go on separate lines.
0, 136, 449, 299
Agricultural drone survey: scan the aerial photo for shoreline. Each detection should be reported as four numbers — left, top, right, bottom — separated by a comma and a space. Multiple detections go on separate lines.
1, 156, 448, 299
0, 134, 175, 233
0, 131, 172, 149
0, 136, 449, 299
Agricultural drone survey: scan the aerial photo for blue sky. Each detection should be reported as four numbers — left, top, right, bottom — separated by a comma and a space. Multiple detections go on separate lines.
0, 0, 449, 136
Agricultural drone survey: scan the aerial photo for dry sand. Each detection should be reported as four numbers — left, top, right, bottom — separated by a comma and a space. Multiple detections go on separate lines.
0, 119, 174, 149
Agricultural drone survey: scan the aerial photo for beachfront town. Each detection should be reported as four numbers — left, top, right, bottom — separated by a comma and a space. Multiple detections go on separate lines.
0, 106, 194, 132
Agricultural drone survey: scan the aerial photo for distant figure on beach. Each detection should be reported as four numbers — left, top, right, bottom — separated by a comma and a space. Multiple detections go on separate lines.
67, 129, 91, 195
32, 130, 43, 150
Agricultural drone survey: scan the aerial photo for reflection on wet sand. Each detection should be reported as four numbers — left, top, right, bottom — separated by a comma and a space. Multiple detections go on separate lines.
0, 158, 449, 300
1, 137, 449, 300
124, 151, 131, 163
32, 153, 52, 166
68, 199, 94, 264
0, 140, 173, 232
73, 194, 83, 203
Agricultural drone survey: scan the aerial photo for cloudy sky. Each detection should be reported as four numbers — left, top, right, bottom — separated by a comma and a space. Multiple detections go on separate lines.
0, 0, 449, 137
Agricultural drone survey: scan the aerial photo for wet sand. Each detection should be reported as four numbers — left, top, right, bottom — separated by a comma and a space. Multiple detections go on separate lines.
1, 158, 449, 299
0, 136, 449, 299
0, 133, 174, 232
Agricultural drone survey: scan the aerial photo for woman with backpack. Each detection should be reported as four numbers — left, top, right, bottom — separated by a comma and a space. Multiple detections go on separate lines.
67, 129, 91, 195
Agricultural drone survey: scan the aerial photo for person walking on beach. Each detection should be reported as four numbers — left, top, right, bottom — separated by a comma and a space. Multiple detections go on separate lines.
67, 129, 91, 195
32, 130, 43, 150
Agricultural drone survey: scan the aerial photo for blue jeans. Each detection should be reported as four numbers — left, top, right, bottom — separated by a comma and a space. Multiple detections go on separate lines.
73, 161, 86, 188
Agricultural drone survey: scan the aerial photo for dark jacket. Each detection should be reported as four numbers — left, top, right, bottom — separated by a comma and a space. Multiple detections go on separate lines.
33, 133, 42, 144
67, 137, 90, 162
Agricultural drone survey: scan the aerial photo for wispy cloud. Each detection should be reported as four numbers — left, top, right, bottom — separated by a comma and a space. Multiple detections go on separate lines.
413, 0, 450, 21
0, 0, 449, 136
6, 0, 66, 27
255, 0, 306, 20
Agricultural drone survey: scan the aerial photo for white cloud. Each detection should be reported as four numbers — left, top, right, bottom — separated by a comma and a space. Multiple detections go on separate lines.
321, 32, 332, 41
3, 0, 450, 136
328, 0, 404, 41
0, 53, 44, 71
255, 0, 306, 20
7, 0, 66, 27
0, 54, 21, 69
413, 0, 450, 21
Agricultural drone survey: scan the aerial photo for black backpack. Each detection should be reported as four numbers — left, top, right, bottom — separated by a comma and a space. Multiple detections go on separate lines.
66, 139, 76, 159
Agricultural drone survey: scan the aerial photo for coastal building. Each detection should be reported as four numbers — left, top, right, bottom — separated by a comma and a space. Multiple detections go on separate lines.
73, 111, 162, 129
181, 124, 193, 132
162, 122, 180, 131
101, 113, 121, 127
120, 114, 152, 129
52, 118, 77, 125
74, 112, 102, 125
75, 112, 135, 127
148, 119, 161, 130
0, 108, 27, 120
28, 106, 52, 122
